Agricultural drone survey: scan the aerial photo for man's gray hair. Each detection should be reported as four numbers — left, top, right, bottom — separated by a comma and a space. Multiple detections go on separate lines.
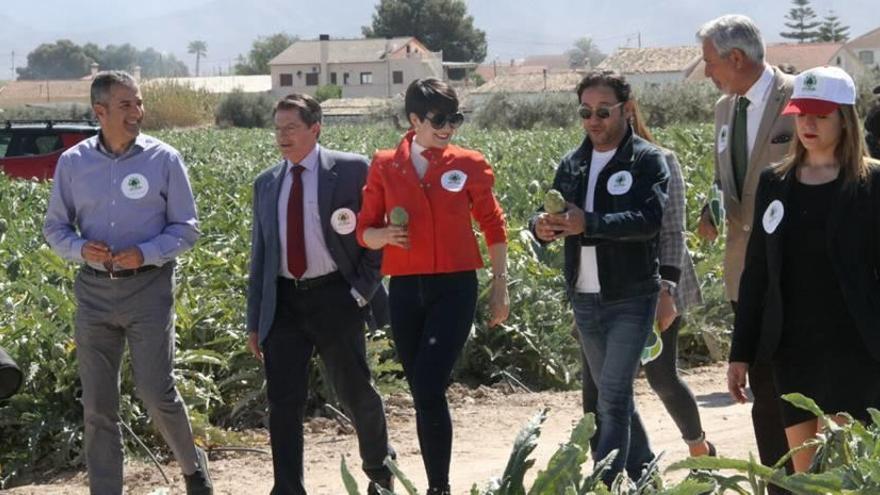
90, 70, 139, 106
697, 14, 765, 63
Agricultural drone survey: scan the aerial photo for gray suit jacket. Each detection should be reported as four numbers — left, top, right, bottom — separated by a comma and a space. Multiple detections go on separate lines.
246, 147, 388, 344
713, 67, 795, 301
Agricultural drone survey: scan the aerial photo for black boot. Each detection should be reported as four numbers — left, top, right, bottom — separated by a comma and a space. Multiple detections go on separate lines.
368, 475, 394, 495
184, 447, 214, 495
426, 485, 451, 495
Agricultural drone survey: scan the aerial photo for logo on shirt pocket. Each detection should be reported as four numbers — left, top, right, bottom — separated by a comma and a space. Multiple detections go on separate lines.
762, 200, 784, 234
441, 170, 467, 192
331, 207, 357, 235
121, 173, 149, 199
607, 171, 633, 195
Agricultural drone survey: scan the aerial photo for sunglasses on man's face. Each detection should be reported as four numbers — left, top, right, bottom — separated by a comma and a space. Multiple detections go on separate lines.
424, 112, 465, 130
578, 102, 623, 120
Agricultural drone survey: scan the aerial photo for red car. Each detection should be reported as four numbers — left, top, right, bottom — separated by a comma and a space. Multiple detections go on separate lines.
0, 120, 99, 180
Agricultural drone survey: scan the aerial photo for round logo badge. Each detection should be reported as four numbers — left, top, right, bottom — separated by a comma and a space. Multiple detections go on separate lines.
121, 173, 149, 199
607, 171, 633, 195
718, 124, 729, 154
331, 207, 357, 235
762, 200, 784, 234
441, 170, 468, 192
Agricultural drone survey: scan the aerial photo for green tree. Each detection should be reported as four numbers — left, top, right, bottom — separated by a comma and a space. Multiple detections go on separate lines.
82, 43, 190, 78
566, 37, 606, 69
780, 0, 821, 43
817, 10, 850, 42
188, 40, 208, 77
362, 0, 487, 63
16, 40, 91, 80
235, 33, 298, 75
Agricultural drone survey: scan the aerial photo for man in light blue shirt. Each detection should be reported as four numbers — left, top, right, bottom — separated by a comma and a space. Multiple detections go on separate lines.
43, 70, 212, 495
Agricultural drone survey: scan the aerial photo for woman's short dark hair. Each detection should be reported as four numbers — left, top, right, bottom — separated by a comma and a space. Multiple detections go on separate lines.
404, 78, 459, 118
575, 70, 632, 104
273, 93, 322, 126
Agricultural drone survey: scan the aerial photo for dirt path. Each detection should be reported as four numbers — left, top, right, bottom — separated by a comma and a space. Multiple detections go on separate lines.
5, 364, 758, 495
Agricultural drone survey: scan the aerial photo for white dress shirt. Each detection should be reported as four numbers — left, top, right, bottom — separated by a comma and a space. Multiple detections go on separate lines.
410, 139, 430, 179
277, 144, 337, 279
743, 65, 775, 158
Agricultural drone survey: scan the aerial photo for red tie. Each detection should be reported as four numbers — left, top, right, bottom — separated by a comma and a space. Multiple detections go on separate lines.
287, 165, 307, 278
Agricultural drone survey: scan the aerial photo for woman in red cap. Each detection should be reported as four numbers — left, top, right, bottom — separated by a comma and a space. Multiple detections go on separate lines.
357, 78, 509, 495
728, 66, 880, 472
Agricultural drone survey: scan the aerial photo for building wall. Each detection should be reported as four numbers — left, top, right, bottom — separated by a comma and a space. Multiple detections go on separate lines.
271, 56, 443, 99
832, 49, 868, 77
623, 71, 687, 88
853, 48, 879, 71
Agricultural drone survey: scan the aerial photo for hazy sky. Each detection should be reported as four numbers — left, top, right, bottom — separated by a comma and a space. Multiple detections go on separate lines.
1, 0, 877, 78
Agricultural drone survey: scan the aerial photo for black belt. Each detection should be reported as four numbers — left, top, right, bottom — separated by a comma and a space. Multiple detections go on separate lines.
278, 271, 344, 291
81, 264, 159, 279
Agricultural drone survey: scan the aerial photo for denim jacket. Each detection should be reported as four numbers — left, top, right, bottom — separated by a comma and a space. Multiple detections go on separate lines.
530, 126, 669, 301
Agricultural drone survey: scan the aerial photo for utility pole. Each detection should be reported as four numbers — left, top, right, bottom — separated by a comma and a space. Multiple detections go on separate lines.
638, 32, 642, 48
11, 50, 15, 79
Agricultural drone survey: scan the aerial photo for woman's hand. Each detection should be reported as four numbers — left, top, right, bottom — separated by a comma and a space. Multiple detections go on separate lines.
655, 289, 678, 331
488, 277, 510, 328
363, 226, 410, 250
727, 362, 750, 404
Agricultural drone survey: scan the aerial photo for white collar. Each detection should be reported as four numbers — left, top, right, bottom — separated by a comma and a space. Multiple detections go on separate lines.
410, 139, 427, 159
743, 65, 774, 107
286, 144, 320, 173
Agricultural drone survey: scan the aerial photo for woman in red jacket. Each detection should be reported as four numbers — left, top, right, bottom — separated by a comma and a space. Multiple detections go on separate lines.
357, 78, 509, 495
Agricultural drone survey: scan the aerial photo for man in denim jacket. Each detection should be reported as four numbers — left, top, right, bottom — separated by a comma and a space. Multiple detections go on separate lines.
529, 70, 668, 485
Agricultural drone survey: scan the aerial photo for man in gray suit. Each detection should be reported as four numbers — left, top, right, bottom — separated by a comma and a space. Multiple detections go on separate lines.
696, 15, 795, 492
246, 93, 393, 495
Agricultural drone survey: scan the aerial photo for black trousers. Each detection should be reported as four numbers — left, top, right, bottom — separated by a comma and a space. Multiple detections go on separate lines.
731, 301, 792, 495
263, 276, 393, 495
389, 271, 478, 490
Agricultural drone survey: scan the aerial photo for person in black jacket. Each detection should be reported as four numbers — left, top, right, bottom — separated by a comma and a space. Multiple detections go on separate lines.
729, 66, 880, 473
865, 90, 879, 159
530, 70, 669, 485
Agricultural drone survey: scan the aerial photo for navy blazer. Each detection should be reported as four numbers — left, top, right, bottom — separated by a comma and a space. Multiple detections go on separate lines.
731, 165, 880, 363
246, 147, 388, 344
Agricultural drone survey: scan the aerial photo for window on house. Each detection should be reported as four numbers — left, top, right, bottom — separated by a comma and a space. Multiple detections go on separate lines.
280, 73, 293, 86
343, 73, 350, 85
360, 72, 373, 84
392, 70, 404, 84
859, 50, 875, 65
305, 73, 319, 86
330, 72, 337, 85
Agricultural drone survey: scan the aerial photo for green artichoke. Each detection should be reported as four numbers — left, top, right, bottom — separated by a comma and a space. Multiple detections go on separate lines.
543, 189, 566, 214
389, 206, 409, 227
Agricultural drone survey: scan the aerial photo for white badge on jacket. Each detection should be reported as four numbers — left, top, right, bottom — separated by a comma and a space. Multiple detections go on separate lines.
607, 171, 633, 195
762, 200, 784, 234
441, 170, 468, 192
331, 207, 357, 235
718, 125, 729, 154
121, 173, 149, 199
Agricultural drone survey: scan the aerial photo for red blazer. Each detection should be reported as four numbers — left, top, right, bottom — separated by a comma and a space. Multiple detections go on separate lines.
357, 131, 507, 276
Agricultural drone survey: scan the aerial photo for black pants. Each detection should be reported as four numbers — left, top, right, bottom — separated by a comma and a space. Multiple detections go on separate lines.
263, 276, 392, 495
389, 271, 478, 490
731, 301, 792, 495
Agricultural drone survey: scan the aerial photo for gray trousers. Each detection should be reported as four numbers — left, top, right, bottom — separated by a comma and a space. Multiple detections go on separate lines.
74, 263, 198, 495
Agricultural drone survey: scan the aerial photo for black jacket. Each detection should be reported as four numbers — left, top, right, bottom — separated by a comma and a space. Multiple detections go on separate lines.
529, 127, 669, 301
731, 165, 880, 363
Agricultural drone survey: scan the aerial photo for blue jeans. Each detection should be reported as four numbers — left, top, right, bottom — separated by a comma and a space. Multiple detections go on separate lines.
572, 292, 658, 485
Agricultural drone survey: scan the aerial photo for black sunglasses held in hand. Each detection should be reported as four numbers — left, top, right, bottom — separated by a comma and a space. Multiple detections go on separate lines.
424, 112, 465, 129
578, 102, 623, 120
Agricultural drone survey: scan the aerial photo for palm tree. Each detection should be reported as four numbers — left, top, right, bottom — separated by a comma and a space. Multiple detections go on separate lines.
188, 40, 207, 77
